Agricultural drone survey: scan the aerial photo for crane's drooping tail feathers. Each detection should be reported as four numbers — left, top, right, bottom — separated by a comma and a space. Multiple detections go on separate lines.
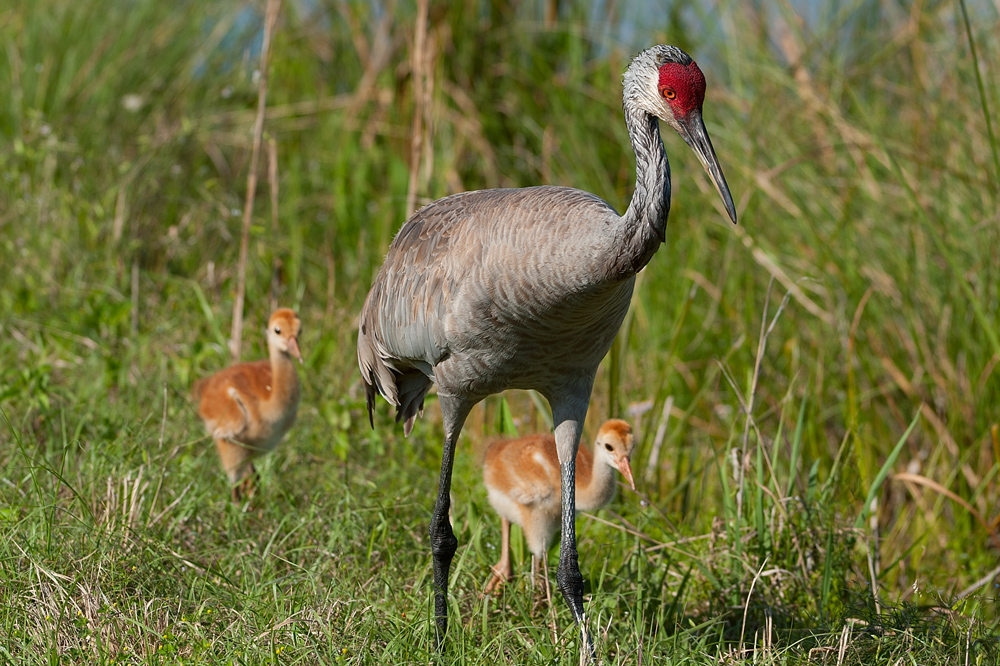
358, 328, 430, 437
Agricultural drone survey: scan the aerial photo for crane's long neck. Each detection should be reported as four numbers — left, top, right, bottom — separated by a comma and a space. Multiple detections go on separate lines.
620, 105, 671, 274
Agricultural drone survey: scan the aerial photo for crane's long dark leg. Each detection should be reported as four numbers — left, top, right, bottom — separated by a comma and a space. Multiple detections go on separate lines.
431, 393, 473, 649
550, 393, 596, 663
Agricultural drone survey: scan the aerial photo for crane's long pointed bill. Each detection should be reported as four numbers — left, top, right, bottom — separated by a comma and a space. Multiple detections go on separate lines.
681, 112, 737, 225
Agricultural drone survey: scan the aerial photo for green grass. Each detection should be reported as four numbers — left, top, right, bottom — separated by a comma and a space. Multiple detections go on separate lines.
2, 0, 1000, 663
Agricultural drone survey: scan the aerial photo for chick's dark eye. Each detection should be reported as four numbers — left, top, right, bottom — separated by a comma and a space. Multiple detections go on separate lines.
274, 326, 281, 334
605, 443, 613, 451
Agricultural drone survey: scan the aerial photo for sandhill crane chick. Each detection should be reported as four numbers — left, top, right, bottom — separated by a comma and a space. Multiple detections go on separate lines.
193, 308, 302, 501
483, 419, 635, 595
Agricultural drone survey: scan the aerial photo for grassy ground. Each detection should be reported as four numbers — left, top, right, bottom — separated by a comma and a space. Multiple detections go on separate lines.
2, 0, 999, 663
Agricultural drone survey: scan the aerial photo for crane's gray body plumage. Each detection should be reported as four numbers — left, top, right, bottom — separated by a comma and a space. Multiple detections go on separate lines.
358, 184, 661, 428
358, 94, 672, 424
357, 44, 733, 660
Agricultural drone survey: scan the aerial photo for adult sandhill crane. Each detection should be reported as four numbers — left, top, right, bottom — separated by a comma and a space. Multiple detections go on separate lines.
194, 308, 303, 501
482, 419, 636, 601
358, 45, 736, 656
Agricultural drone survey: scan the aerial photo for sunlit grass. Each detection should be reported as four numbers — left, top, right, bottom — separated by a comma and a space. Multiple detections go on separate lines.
1, 0, 999, 663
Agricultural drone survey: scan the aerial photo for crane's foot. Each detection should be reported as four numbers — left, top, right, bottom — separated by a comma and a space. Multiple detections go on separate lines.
557, 548, 596, 664
556, 545, 586, 622
430, 502, 458, 649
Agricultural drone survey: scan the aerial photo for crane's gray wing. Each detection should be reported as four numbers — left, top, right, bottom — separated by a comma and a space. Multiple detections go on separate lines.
357, 192, 471, 434
357, 186, 623, 434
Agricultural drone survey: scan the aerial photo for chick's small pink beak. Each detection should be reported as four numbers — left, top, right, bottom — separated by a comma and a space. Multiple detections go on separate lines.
617, 457, 636, 491
288, 337, 303, 364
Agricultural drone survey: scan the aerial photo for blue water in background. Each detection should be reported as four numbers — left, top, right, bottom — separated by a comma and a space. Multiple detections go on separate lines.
207, 0, 997, 83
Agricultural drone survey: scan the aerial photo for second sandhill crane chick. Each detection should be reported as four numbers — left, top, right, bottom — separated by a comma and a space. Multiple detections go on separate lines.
193, 308, 303, 501
483, 419, 635, 594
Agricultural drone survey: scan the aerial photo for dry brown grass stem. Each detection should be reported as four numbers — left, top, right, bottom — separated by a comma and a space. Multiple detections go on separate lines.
581, 512, 700, 558
992, 424, 1000, 477
149, 482, 192, 527
268, 136, 281, 312
836, 619, 855, 666
893, 472, 999, 549
197, 94, 351, 128
847, 286, 875, 425
955, 561, 1000, 602
732, 278, 794, 522
545, 0, 559, 28
112, 187, 127, 244
10, 317, 100, 352
644, 395, 673, 485
866, 536, 882, 616
869, 326, 982, 491
130, 259, 139, 337
158, 384, 167, 450
729, 224, 834, 326
325, 238, 337, 322
405, 0, 430, 219
206, 117, 407, 149
337, 0, 370, 66
774, 2, 884, 201
338, 0, 394, 127
440, 80, 500, 186
230, 0, 282, 362
739, 556, 768, 657
253, 610, 309, 641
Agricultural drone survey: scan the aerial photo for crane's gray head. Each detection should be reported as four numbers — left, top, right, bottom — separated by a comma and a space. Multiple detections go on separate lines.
624, 45, 737, 224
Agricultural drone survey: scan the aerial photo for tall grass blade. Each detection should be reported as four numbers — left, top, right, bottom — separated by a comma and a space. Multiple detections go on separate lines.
820, 525, 835, 620
854, 409, 922, 529
496, 396, 517, 436
786, 394, 808, 498
191, 281, 228, 350
608, 331, 621, 419
527, 390, 553, 430
848, 87, 1000, 358
230, 0, 282, 362
959, 0, 1000, 199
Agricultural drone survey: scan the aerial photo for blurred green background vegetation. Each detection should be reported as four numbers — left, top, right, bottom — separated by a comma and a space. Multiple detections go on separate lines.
1, 0, 999, 662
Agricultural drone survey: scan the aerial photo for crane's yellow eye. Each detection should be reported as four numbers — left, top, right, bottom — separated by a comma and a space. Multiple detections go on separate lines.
662, 88, 676, 100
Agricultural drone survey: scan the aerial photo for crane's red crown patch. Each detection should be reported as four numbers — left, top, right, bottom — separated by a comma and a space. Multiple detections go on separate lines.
658, 61, 706, 116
